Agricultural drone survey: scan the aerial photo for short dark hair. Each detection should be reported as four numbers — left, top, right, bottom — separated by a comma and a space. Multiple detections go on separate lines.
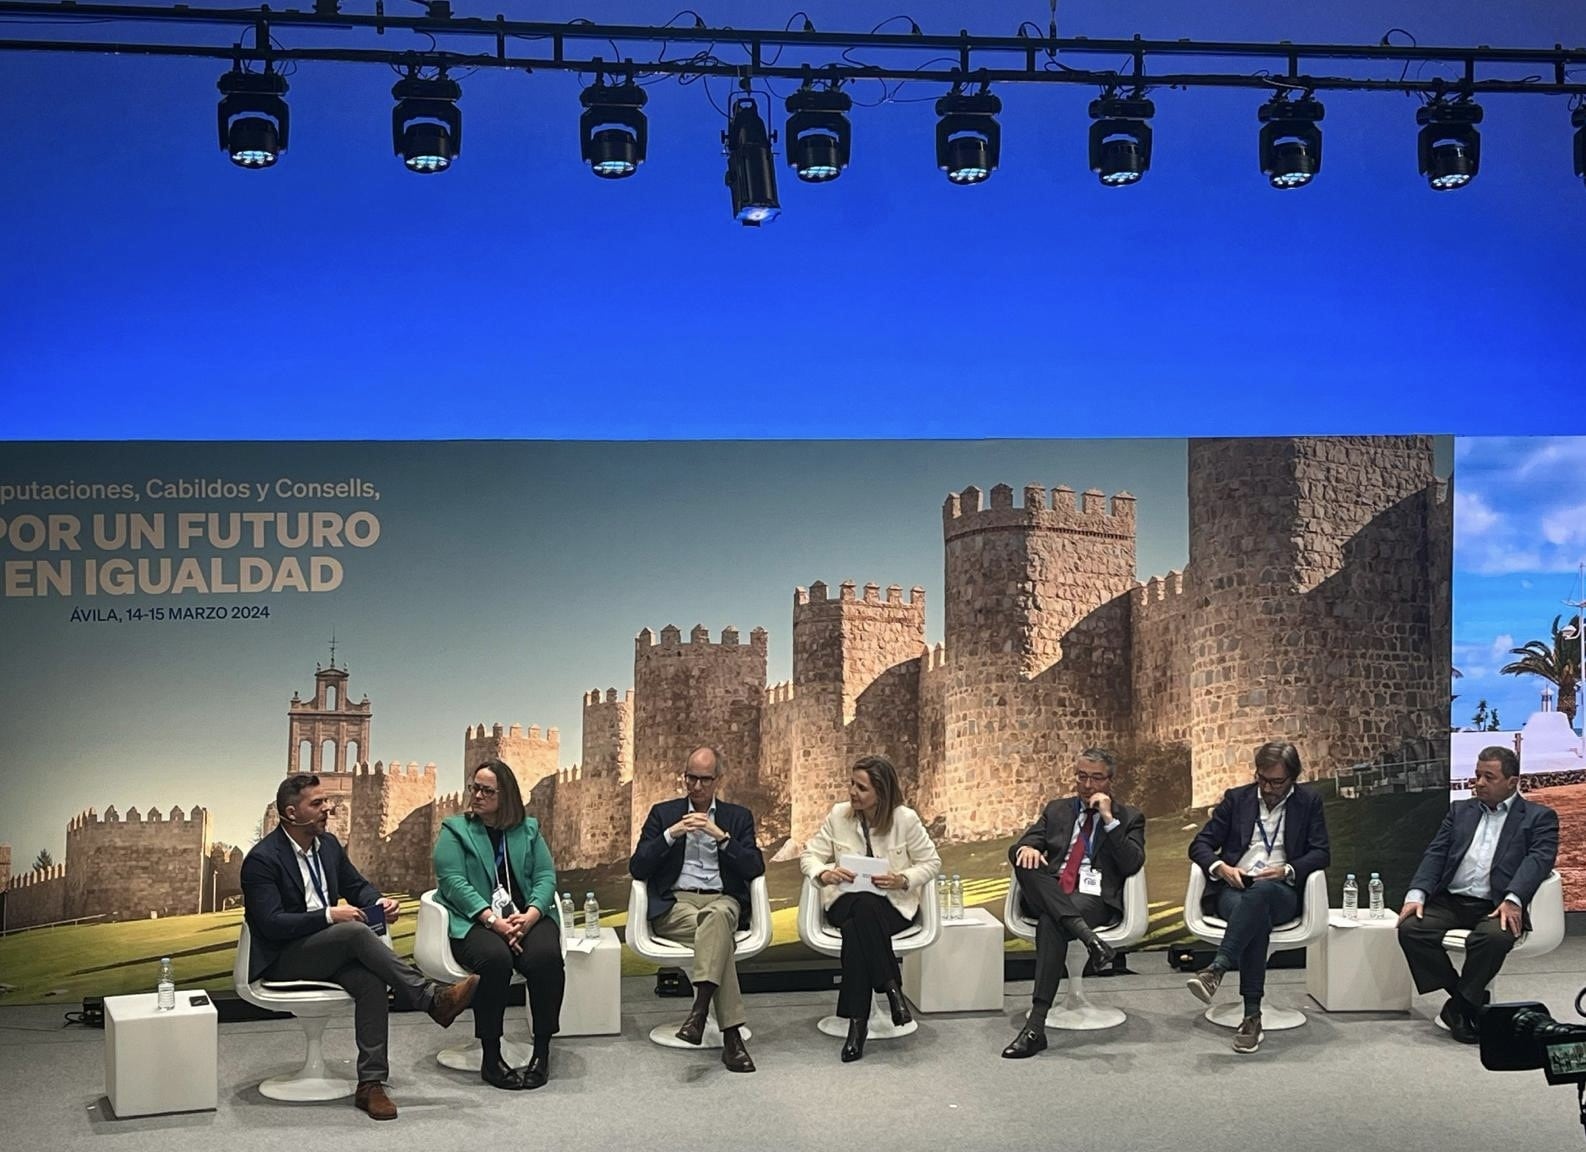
1253, 742, 1302, 780
1078, 748, 1116, 777
276, 773, 320, 817
1476, 746, 1520, 778
852, 754, 904, 836
472, 758, 528, 829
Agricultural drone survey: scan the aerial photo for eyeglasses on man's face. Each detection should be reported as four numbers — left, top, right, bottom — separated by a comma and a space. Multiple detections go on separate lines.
469, 782, 498, 797
1075, 771, 1110, 786
683, 773, 718, 788
1254, 772, 1290, 789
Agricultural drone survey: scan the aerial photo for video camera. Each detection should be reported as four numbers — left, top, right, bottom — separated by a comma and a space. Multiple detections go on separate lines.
1480, 992, 1586, 1139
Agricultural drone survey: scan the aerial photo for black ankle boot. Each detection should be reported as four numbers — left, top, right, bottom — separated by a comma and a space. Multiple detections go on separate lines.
884, 983, 912, 1027
841, 1018, 867, 1062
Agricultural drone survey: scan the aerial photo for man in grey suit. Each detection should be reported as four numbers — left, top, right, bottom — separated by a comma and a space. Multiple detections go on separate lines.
1397, 746, 1559, 1043
1002, 748, 1146, 1059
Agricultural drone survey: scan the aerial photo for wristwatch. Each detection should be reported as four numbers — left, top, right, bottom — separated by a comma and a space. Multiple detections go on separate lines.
484, 911, 499, 926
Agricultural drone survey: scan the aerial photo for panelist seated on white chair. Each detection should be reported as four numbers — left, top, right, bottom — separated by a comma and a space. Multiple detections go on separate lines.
1002, 747, 1146, 1060
434, 758, 565, 1092
800, 754, 942, 1064
629, 744, 765, 1074
241, 772, 479, 1121
1185, 741, 1331, 1055
1396, 745, 1560, 1045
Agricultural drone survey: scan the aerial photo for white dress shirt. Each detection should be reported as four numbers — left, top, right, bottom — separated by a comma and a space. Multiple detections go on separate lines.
1407, 794, 1520, 908
1218, 789, 1295, 882
291, 836, 335, 924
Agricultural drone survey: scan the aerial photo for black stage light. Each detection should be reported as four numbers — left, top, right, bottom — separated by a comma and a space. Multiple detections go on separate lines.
216, 66, 289, 169
1417, 98, 1483, 191
1573, 104, 1586, 187
1088, 95, 1155, 186
391, 73, 462, 174
934, 90, 1001, 185
785, 85, 853, 183
579, 79, 647, 179
1258, 94, 1325, 189
724, 97, 780, 226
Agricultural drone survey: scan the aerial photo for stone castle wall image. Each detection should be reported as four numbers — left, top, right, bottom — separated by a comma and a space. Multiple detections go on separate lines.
1, 435, 1450, 925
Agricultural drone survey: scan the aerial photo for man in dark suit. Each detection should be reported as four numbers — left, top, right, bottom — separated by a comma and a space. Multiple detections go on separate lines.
1002, 747, 1146, 1059
1186, 741, 1330, 1054
241, 774, 479, 1120
1397, 745, 1559, 1043
629, 745, 765, 1073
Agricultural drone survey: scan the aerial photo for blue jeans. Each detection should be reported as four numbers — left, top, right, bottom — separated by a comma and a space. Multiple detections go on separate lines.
1214, 880, 1300, 1001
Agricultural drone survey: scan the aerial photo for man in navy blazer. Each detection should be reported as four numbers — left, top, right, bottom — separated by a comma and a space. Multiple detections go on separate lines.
1397, 745, 1559, 1043
629, 746, 764, 1073
1186, 741, 1330, 1054
241, 774, 478, 1120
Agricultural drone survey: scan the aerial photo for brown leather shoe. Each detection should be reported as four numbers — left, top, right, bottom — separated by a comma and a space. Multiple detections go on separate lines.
721, 1027, 755, 1073
427, 974, 479, 1029
354, 1081, 398, 1121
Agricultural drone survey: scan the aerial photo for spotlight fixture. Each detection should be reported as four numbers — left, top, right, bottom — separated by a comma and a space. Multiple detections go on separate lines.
1416, 97, 1482, 191
1258, 93, 1324, 189
934, 89, 1002, 185
723, 96, 780, 226
391, 72, 462, 174
784, 84, 852, 183
1573, 104, 1586, 186
1088, 94, 1155, 186
216, 66, 289, 169
579, 77, 648, 179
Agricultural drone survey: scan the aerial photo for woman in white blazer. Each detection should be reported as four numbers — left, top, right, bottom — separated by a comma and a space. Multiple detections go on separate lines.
800, 754, 942, 1062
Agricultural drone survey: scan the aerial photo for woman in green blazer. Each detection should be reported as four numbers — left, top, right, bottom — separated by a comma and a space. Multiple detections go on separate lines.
434, 758, 565, 1090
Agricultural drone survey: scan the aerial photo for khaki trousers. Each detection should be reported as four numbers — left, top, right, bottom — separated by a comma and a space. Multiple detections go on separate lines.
651, 892, 745, 1029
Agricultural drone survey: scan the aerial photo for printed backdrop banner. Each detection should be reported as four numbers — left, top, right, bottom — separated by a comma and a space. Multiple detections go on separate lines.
1449, 435, 1585, 911
0, 437, 1453, 1003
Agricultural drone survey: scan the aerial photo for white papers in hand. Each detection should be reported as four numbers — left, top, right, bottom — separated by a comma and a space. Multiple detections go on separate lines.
838, 854, 889, 895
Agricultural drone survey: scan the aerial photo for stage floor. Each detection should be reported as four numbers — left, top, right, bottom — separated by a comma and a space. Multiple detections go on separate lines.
3, 939, 1582, 1151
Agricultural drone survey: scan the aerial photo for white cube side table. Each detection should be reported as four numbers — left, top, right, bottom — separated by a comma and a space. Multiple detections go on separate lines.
901, 906, 1004, 1013
1305, 912, 1413, 1012
550, 926, 622, 1037
105, 990, 218, 1118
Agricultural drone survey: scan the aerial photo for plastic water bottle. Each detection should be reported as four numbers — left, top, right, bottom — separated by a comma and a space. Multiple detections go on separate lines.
156, 957, 176, 1011
935, 873, 949, 917
1368, 873, 1385, 919
1342, 874, 1358, 920
560, 892, 576, 938
948, 873, 964, 920
583, 891, 600, 940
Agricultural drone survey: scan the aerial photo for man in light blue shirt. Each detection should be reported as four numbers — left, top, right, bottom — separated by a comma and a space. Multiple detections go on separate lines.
1397, 746, 1559, 1043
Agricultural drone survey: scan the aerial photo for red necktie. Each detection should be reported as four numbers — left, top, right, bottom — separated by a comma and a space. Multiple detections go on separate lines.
1059, 812, 1097, 894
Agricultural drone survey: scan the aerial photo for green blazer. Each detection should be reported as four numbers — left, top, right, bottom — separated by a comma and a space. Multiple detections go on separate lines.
433, 813, 561, 939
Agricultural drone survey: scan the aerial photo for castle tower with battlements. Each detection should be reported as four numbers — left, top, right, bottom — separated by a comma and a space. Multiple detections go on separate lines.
935, 483, 1138, 838
631, 625, 768, 840
64, 803, 212, 921
781, 581, 928, 842
463, 722, 560, 795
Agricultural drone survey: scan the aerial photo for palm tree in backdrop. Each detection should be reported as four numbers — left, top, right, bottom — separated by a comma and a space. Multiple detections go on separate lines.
1500, 615, 1582, 728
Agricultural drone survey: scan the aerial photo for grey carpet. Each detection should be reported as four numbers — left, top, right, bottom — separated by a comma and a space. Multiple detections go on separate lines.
4, 939, 1583, 1151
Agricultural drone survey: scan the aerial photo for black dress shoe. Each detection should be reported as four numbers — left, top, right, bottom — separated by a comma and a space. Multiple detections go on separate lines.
841, 1019, 867, 1063
522, 1052, 549, 1089
675, 1007, 708, 1046
481, 1058, 529, 1091
1001, 1027, 1048, 1059
1080, 930, 1115, 969
884, 984, 913, 1027
721, 1028, 756, 1073
1440, 998, 1478, 1044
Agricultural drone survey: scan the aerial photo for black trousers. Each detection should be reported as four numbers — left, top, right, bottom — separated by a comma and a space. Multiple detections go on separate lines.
827, 892, 912, 1020
1013, 866, 1115, 1006
264, 920, 432, 1083
451, 916, 565, 1042
1397, 891, 1518, 1004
